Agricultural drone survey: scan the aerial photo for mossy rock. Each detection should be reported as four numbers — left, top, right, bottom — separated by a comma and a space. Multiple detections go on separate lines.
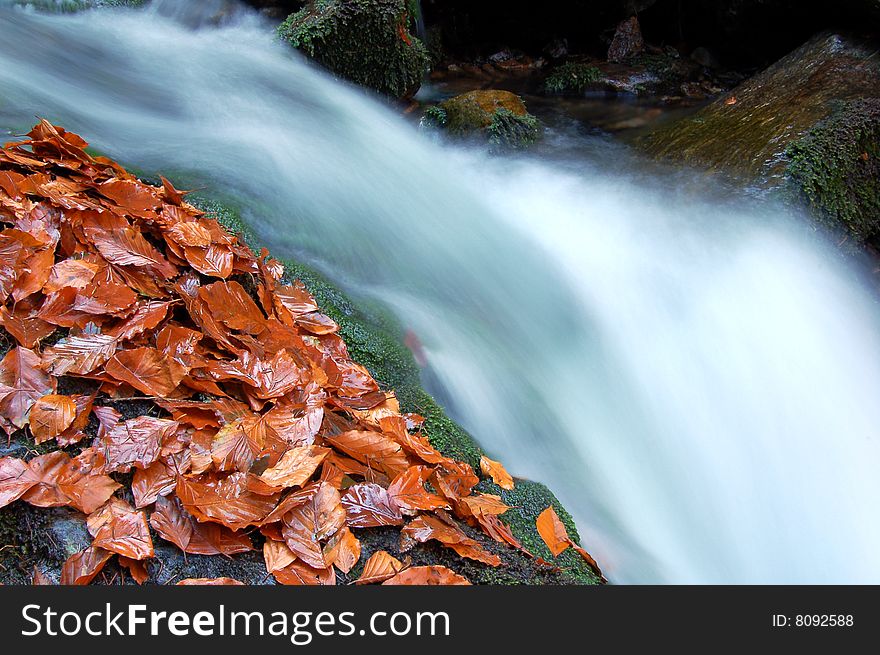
785, 98, 880, 248
638, 32, 880, 246
277, 0, 429, 99
422, 90, 542, 150
544, 62, 602, 95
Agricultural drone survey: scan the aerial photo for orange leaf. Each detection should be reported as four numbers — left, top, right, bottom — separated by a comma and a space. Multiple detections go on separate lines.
28, 394, 76, 444
382, 565, 471, 586
104, 347, 188, 396
281, 482, 346, 569
176, 578, 245, 586
0, 346, 54, 431
87, 497, 154, 560
401, 514, 501, 566
356, 551, 406, 585
480, 455, 514, 490
340, 482, 403, 528
536, 506, 570, 557
60, 546, 112, 585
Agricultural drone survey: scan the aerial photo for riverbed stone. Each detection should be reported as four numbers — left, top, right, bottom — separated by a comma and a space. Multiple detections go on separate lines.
422, 89, 542, 150
277, 0, 430, 99
638, 32, 880, 247
607, 16, 645, 63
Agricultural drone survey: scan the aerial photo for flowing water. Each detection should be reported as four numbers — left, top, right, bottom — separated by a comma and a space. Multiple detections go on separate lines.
2, 0, 880, 583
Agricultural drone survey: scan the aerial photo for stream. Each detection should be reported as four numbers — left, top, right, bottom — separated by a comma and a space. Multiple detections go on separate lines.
2, 0, 880, 583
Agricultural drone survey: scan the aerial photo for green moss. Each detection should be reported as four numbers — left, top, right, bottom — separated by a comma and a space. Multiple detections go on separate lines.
785, 98, 880, 247
419, 104, 447, 129
277, 0, 430, 98
487, 108, 541, 151
544, 63, 601, 95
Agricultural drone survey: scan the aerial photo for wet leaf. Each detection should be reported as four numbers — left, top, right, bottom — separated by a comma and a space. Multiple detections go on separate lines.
382, 566, 471, 586
340, 482, 403, 528
536, 506, 570, 557
281, 482, 346, 569
60, 546, 112, 585
95, 416, 180, 473
356, 551, 406, 585
87, 497, 154, 560
0, 457, 39, 508
176, 578, 245, 586
104, 347, 188, 396
28, 394, 76, 444
401, 514, 501, 566
0, 346, 54, 431
480, 455, 514, 490
388, 465, 449, 514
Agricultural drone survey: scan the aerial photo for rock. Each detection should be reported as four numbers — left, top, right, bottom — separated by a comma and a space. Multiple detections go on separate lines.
690, 46, 720, 69
638, 32, 880, 248
421, 90, 541, 150
277, 0, 430, 99
607, 16, 645, 63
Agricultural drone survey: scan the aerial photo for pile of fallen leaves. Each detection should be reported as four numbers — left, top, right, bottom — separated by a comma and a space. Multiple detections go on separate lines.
0, 121, 603, 585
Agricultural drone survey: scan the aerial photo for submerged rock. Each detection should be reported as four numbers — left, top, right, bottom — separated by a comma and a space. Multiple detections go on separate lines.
607, 15, 645, 63
638, 32, 880, 247
277, 0, 430, 99
421, 89, 541, 150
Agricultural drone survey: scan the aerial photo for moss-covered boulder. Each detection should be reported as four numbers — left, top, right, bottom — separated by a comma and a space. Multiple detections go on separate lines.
277, 0, 429, 99
422, 89, 541, 150
638, 32, 880, 247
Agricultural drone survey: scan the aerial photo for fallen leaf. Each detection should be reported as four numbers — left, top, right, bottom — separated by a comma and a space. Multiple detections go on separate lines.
28, 394, 77, 444
382, 566, 471, 586
480, 455, 514, 490
60, 546, 112, 585
536, 506, 570, 557
87, 497, 154, 560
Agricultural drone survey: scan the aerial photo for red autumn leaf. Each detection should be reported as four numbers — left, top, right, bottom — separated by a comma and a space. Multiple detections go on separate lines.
104, 347, 188, 396
176, 578, 245, 586
388, 465, 449, 514
118, 556, 149, 584
131, 450, 190, 508
0, 457, 39, 508
42, 333, 118, 376
536, 506, 570, 557
94, 416, 180, 472
356, 551, 407, 585
382, 565, 471, 586
480, 455, 514, 490
43, 257, 100, 293
104, 300, 172, 341
272, 561, 336, 586
324, 430, 410, 479
87, 497, 154, 560
0, 303, 55, 349
20, 451, 74, 508
431, 461, 479, 503
401, 514, 501, 566
198, 280, 266, 334
0, 346, 54, 431
256, 445, 330, 490
52, 448, 122, 514
340, 482, 404, 528
28, 394, 77, 444
60, 546, 112, 585
263, 539, 297, 573
281, 481, 346, 569
150, 495, 252, 556
323, 526, 360, 574
176, 472, 279, 530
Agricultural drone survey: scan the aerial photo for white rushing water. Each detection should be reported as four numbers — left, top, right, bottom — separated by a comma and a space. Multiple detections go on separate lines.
2, 0, 880, 583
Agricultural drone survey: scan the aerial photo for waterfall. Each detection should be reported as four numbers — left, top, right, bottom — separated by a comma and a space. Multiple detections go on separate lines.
1, 0, 879, 583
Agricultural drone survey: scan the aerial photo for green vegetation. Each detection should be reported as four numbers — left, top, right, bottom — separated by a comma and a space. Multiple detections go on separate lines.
544, 62, 601, 94
785, 98, 880, 248
277, 0, 430, 98
422, 89, 542, 150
